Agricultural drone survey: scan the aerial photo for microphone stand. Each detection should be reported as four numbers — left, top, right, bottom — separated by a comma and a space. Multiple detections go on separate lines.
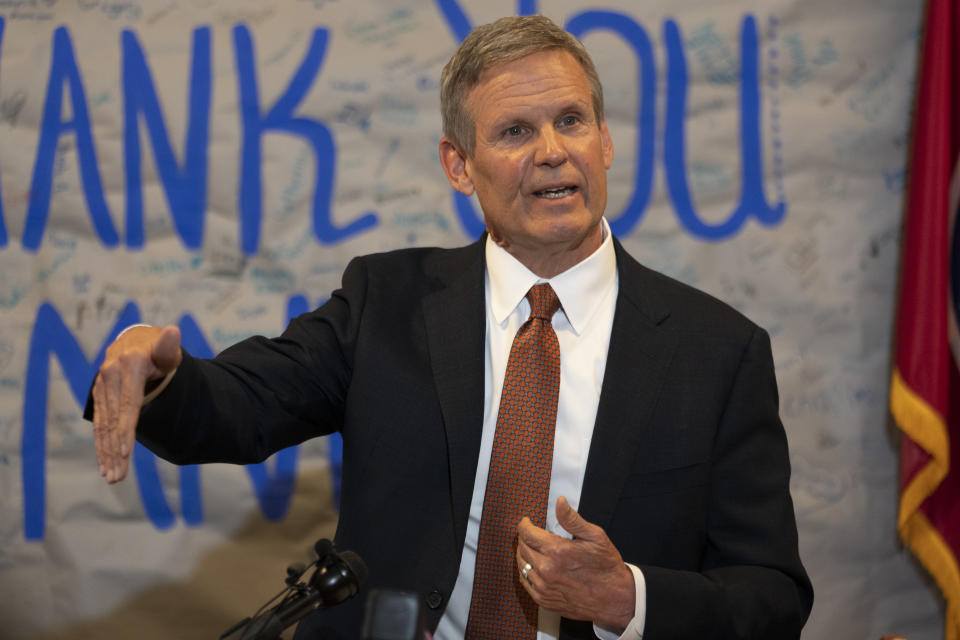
220, 540, 365, 640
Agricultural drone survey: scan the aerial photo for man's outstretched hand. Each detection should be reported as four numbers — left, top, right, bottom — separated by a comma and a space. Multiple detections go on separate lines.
91, 325, 181, 484
516, 496, 636, 632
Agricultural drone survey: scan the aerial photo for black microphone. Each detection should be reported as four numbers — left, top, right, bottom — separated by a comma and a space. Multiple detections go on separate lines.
306, 549, 368, 609
221, 540, 368, 640
313, 538, 334, 559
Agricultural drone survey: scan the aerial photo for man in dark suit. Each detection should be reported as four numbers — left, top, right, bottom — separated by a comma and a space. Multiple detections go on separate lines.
89, 15, 812, 640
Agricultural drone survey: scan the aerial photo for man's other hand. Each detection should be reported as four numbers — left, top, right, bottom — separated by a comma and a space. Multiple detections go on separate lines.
516, 496, 635, 631
91, 325, 181, 484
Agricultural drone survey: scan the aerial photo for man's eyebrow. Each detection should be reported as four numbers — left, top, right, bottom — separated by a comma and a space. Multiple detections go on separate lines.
559, 101, 592, 118
550, 101, 594, 122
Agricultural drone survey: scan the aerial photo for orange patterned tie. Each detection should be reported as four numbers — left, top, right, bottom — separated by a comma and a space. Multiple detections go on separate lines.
465, 283, 562, 639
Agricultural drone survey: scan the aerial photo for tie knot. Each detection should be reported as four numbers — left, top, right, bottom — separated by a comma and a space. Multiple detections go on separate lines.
526, 283, 561, 321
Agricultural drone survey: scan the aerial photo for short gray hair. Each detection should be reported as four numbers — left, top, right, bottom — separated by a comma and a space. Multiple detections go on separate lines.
440, 15, 605, 157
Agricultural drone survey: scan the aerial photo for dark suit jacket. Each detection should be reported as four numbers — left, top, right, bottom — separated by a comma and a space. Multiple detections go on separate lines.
131, 237, 813, 639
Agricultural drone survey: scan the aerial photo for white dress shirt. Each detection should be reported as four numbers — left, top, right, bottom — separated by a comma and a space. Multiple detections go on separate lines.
434, 218, 646, 640
132, 219, 646, 638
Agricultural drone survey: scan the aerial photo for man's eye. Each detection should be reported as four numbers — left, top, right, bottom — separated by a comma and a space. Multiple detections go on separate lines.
559, 115, 579, 127
506, 126, 524, 136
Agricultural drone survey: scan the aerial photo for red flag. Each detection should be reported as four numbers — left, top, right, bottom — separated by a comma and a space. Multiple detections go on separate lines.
891, 0, 960, 637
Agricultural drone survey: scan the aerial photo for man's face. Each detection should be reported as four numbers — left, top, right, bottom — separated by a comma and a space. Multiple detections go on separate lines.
440, 50, 614, 275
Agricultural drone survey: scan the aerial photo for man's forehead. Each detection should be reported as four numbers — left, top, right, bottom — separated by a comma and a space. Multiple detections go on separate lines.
468, 50, 592, 107
474, 49, 582, 84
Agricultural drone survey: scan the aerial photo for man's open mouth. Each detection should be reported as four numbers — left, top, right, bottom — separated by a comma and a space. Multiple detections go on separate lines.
533, 186, 578, 199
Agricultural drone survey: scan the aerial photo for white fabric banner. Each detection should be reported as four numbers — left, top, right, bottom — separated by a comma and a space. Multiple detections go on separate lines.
0, 0, 936, 638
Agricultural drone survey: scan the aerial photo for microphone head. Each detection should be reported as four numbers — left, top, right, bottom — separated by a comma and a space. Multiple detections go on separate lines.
307, 548, 368, 606
339, 550, 369, 588
285, 562, 308, 586
314, 538, 335, 560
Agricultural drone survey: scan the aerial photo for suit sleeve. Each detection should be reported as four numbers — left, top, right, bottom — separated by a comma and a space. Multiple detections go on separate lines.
639, 326, 813, 639
131, 256, 370, 466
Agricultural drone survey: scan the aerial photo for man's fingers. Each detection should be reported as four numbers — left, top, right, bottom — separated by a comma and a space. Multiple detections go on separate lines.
91, 376, 107, 477
111, 457, 131, 483
100, 364, 125, 483
517, 515, 556, 554
516, 546, 547, 599
517, 534, 549, 576
514, 502, 634, 627
117, 356, 148, 457
516, 545, 571, 614
109, 349, 152, 481
91, 324, 169, 484
120, 425, 137, 464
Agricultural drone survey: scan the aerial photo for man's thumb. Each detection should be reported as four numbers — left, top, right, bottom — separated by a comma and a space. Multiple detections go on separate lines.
152, 325, 182, 373
556, 496, 592, 538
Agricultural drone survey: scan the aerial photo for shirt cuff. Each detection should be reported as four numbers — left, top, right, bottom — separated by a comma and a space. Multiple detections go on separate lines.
592, 563, 646, 640
117, 323, 153, 339
142, 368, 177, 405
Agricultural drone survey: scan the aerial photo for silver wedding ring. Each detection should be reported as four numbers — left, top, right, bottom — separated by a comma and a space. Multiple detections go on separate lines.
520, 562, 533, 580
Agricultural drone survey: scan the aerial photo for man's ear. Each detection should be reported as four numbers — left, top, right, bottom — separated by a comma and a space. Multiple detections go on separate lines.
600, 120, 614, 170
438, 137, 475, 196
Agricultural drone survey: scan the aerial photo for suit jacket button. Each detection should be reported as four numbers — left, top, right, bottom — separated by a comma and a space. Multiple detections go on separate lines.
425, 590, 444, 609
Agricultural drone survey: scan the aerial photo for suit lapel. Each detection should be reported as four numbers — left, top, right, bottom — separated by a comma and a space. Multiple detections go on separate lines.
578, 240, 677, 529
418, 237, 676, 539
421, 239, 487, 547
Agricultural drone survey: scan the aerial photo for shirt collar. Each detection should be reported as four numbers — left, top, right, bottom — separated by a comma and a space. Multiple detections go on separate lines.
485, 217, 617, 335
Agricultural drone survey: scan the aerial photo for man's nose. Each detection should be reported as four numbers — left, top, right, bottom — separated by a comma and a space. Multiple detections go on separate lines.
535, 128, 568, 167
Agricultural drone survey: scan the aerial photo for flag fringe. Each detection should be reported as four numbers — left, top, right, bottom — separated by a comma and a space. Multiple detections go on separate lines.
900, 512, 960, 640
891, 368, 958, 638
891, 368, 950, 524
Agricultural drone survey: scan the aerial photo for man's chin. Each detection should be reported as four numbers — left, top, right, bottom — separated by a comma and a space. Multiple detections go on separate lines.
541, 215, 603, 247
518, 221, 603, 256
486, 212, 603, 250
